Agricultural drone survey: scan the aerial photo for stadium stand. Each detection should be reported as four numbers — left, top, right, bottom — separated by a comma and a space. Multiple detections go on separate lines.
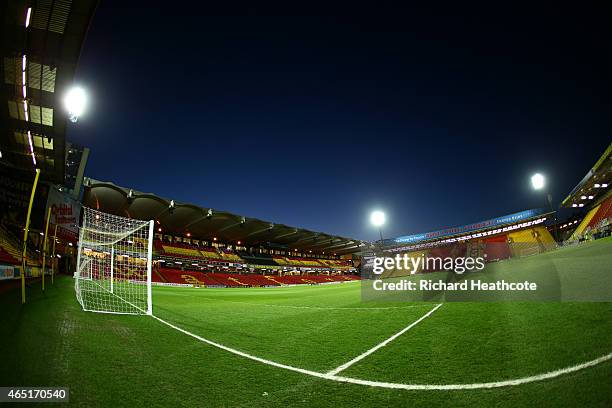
379, 211, 555, 279
482, 234, 512, 261
570, 205, 600, 240
157, 268, 224, 286
0, 224, 39, 266
561, 143, 611, 241
236, 251, 278, 266
200, 247, 222, 260
570, 195, 612, 241
318, 259, 353, 268
160, 242, 202, 259
156, 241, 251, 264
0, 247, 18, 265
152, 268, 167, 283
272, 256, 343, 268
589, 196, 612, 228
154, 262, 359, 287
219, 249, 242, 262
508, 227, 555, 257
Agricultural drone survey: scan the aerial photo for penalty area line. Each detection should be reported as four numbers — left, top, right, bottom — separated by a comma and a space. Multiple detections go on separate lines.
150, 311, 612, 391
326, 303, 443, 376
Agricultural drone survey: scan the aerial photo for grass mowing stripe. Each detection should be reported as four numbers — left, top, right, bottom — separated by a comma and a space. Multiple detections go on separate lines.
326, 303, 443, 375
168, 293, 431, 310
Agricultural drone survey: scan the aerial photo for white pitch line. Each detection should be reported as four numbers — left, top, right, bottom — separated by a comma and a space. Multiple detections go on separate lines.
326, 303, 443, 376
150, 312, 612, 391
330, 351, 612, 390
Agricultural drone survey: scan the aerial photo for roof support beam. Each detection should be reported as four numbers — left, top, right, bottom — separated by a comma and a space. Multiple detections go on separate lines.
309, 240, 355, 250
325, 242, 360, 252
211, 217, 246, 235
289, 233, 321, 245
181, 209, 214, 230
245, 224, 274, 237
335, 244, 363, 254
300, 238, 339, 250
272, 229, 298, 240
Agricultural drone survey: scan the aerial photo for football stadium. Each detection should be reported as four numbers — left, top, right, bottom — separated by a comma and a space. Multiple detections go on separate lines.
1, 2, 611, 407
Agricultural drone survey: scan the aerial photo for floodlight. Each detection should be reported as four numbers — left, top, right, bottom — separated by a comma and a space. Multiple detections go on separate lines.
370, 210, 386, 227
25, 8, 32, 27
531, 173, 545, 190
64, 86, 87, 122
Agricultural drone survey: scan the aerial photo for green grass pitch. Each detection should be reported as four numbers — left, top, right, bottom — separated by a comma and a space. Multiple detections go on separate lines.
1, 238, 611, 407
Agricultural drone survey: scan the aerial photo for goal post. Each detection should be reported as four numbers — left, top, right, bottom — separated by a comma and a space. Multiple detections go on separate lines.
75, 207, 154, 315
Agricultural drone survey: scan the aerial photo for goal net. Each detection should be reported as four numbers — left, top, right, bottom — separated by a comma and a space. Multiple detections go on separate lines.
75, 207, 154, 315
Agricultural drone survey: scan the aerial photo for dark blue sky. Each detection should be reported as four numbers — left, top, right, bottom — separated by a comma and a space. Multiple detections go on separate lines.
69, 2, 611, 241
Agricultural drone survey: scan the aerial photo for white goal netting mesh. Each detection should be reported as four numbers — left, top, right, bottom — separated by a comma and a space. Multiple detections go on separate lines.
75, 208, 154, 315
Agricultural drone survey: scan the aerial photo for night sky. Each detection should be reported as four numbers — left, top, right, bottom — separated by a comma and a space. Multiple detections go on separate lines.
69, 2, 611, 242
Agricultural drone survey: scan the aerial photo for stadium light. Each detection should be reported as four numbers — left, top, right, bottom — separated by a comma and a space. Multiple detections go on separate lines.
370, 210, 386, 247
64, 86, 87, 123
531, 173, 545, 190
370, 210, 386, 227
25, 7, 32, 27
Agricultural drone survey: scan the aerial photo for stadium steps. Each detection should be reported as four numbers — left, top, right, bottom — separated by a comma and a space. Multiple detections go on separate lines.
534, 226, 556, 249
227, 277, 249, 286
508, 229, 541, 257
264, 275, 283, 285
153, 269, 167, 283
570, 205, 601, 240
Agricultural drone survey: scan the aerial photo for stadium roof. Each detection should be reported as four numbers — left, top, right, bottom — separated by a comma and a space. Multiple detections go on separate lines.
561, 142, 611, 209
82, 179, 366, 255
0, 0, 98, 184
